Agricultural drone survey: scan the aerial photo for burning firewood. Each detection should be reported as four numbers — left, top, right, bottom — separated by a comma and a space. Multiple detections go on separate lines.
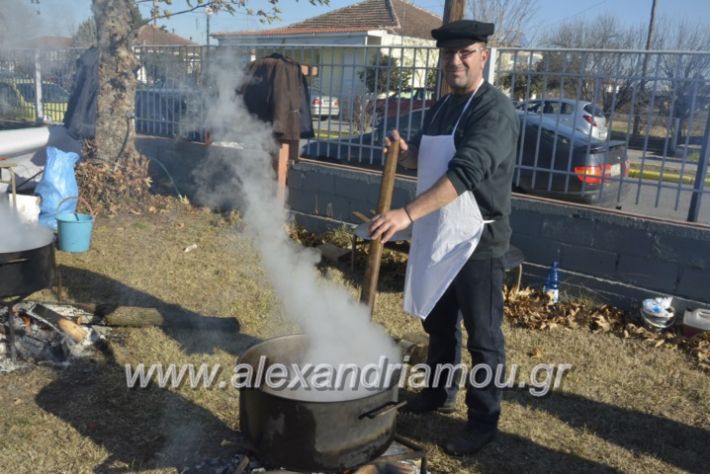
57, 318, 88, 343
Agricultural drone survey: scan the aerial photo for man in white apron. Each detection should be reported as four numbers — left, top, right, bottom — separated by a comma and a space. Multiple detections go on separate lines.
369, 20, 519, 456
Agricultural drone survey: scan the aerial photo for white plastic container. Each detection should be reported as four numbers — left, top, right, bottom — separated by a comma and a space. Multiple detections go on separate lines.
682, 308, 710, 336
640, 297, 675, 330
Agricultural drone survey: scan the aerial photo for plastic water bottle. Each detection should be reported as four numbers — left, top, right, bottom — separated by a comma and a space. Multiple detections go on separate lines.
543, 258, 560, 304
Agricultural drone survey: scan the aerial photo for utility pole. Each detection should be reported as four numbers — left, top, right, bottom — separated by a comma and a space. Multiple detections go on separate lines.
644, 0, 658, 52
633, 0, 658, 136
439, 0, 466, 96
206, 6, 212, 46
151, 0, 159, 26
443, 0, 465, 24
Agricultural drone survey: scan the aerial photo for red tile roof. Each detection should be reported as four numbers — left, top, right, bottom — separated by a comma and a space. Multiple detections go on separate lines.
29, 36, 73, 48
137, 25, 196, 46
214, 0, 441, 40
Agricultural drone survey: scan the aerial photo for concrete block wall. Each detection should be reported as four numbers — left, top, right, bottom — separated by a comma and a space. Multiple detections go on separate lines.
130, 135, 709, 312
510, 198, 710, 309
288, 159, 710, 311
288, 160, 417, 222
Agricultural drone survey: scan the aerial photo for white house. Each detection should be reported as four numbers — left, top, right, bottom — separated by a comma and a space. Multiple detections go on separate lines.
212, 0, 442, 108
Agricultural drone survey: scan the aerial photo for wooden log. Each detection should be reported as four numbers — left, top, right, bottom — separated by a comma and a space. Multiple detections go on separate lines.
29, 303, 164, 326
31, 303, 238, 331
57, 318, 88, 343
275, 140, 297, 204
99, 306, 166, 327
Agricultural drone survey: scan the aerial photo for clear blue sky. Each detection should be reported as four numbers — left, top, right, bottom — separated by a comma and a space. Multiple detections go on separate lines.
31, 0, 710, 46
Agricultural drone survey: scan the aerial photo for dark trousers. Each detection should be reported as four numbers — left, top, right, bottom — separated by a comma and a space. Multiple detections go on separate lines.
421, 256, 505, 429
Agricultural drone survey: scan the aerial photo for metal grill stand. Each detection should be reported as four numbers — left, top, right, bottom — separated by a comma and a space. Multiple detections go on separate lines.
1, 246, 63, 362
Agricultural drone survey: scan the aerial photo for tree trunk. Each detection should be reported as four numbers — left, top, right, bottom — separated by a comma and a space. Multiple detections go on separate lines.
92, 0, 141, 162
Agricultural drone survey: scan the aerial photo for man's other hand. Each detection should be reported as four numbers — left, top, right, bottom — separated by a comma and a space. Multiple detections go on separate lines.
369, 208, 412, 243
384, 130, 409, 163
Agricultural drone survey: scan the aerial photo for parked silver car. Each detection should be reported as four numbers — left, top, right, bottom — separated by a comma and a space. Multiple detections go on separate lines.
515, 99, 608, 140
309, 88, 340, 120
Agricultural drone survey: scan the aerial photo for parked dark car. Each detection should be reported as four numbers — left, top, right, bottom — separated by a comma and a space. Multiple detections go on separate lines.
301, 108, 629, 206
374, 87, 434, 124
301, 107, 427, 166
515, 114, 629, 205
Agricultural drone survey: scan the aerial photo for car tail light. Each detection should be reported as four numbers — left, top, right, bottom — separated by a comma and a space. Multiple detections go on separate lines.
574, 164, 614, 184
312, 98, 321, 106
583, 114, 597, 127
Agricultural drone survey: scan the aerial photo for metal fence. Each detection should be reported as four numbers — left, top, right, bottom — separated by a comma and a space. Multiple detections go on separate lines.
494, 47, 710, 223
0, 48, 82, 125
0, 44, 708, 223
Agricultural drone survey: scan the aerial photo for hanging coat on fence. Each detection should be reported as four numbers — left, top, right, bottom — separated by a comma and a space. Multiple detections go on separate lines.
242, 53, 314, 141
63, 47, 99, 140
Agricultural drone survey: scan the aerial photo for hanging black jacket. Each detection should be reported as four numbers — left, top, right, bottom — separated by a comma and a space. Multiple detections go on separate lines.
242, 53, 314, 141
63, 47, 99, 140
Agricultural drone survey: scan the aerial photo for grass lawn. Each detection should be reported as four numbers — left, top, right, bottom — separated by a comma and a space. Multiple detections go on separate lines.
0, 206, 708, 473
314, 127, 362, 140
628, 164, 710, 186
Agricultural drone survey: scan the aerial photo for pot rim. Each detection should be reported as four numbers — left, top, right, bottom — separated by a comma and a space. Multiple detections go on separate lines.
0, 228, 54, 255
240, 334, 401, 403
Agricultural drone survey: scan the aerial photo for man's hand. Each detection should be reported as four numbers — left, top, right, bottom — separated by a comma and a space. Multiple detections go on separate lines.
369, 208, 412, 243
384, 130, 416, 169
369, 176, 459, 243
384, 129, 408, 155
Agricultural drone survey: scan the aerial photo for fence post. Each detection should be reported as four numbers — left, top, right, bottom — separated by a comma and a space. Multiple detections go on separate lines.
33, 49, 44, 123
484, 47, 497, 85
687, 110, 710, 222
670, 117, 680, 155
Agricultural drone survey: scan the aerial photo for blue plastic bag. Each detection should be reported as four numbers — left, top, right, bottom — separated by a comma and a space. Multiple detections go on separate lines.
35, 146, 80, 230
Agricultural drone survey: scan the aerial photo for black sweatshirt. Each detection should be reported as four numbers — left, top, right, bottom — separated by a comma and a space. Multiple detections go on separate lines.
411, 81, 519, 259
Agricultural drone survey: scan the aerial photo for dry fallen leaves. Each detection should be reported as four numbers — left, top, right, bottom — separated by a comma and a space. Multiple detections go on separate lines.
76, 144, 179, 216
528, 346, 544, 358
504, 289, 709, 371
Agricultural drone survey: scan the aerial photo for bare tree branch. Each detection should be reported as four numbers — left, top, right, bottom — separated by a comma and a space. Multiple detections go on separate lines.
468, 0, 538, 47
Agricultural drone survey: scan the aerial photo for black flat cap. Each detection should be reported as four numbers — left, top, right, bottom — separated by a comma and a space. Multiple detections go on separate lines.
431, 20, 495, 48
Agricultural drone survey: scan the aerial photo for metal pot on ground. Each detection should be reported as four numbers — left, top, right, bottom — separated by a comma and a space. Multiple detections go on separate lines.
0, 237, 54, 298
239, 334, 403, 472
1, 226, 55, 360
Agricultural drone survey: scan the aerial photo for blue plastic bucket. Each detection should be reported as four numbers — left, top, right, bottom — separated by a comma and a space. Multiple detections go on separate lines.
56, 212, 94, 253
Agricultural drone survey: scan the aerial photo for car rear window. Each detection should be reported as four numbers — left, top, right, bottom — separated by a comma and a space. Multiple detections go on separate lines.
543, 101, 577, 114
583, 104, 604, 116
539, 126, 570, 145
525, 121, 604, 147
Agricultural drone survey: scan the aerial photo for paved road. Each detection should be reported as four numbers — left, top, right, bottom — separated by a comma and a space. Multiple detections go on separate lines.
312, 118, 371, 137
626, 148, 701, 173
618, 148, 708, 224
616, 177, 710, 225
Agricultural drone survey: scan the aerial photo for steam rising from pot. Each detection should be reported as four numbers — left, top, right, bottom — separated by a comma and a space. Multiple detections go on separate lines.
191, 49, 400, 393
0, 201, 54, 253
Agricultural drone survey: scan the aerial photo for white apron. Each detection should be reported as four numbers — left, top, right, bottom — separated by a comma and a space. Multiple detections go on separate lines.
403, 91, 492, 319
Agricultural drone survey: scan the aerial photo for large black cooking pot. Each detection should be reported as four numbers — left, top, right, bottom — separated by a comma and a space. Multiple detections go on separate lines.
0, 228, 54, 298
239, 335, 402, 472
